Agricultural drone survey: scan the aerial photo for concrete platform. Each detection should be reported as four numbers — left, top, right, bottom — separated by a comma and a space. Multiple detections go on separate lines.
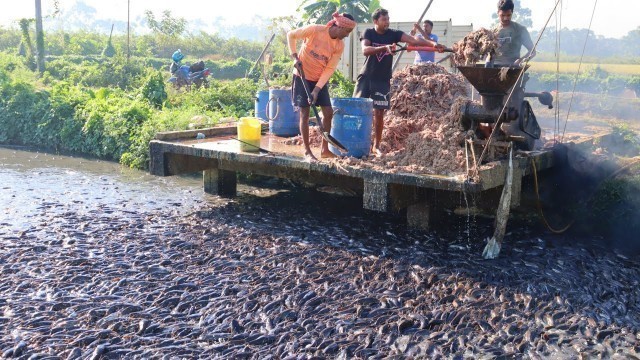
149, 124, 555, 228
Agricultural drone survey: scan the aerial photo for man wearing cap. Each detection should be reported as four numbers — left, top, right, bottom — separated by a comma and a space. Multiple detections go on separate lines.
287, 12, 356, 161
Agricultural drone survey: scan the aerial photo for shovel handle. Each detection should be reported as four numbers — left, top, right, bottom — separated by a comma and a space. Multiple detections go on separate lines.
395, 45, 454, 53
294, 64, 349, 153
231, 137, 270, 154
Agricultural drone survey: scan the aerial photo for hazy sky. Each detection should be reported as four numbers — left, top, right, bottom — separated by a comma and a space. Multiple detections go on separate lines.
1, 0, 636, 39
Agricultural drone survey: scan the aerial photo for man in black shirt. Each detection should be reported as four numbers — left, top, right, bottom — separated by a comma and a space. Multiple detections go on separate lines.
354, 8, 443, 156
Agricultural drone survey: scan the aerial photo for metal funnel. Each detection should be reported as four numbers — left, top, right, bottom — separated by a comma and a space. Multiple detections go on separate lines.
457, 65, 528, 95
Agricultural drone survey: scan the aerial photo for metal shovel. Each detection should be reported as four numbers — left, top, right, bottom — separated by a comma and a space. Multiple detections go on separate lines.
232, 137, 271, 154
393, 45, 454, 53
295, 65, 348, 153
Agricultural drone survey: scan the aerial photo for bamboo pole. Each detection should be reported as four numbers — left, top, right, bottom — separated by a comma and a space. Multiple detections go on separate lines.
391, 0, 435, 72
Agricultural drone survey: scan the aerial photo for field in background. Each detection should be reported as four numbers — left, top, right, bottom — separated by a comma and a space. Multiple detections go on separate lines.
533, 92, 640, 136
530, 62, 640, 75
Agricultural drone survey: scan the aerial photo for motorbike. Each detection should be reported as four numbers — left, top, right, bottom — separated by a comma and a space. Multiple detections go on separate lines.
168, 60, 211, 89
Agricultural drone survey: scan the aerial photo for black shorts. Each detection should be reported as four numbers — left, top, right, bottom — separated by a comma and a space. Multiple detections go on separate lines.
353, 74, 391, 109
291, 75, 331, 108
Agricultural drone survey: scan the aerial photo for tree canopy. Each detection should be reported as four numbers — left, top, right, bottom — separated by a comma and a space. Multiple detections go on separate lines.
297, 0, 380, 24
144, 10, 186, 38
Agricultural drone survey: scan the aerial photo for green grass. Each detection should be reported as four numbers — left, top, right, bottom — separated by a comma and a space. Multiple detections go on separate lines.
530, 62, 640, 75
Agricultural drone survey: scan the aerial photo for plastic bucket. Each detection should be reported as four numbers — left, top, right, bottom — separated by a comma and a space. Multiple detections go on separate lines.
254, 90, 269, 121
237, 117, 262, 152
267, 89, 300, 137
329, 98, 374, 158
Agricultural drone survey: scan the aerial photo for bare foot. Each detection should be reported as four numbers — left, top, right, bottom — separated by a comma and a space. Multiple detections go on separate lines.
372, 147, 384, 157
321, 150, 337, 158
304, 152, 318, 162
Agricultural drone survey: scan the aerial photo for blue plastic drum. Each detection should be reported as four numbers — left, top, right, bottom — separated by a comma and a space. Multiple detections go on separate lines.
267, 89, 300, 137
328, 98, 374, 158
254, 90, 269, 121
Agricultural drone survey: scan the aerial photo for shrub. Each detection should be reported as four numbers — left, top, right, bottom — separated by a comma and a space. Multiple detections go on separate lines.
140, 69, 167, 108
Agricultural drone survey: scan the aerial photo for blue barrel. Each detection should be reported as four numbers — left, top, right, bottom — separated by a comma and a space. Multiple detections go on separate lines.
329, 98, 374, 158
254, 90, 269, 121
267, 89, 300, 137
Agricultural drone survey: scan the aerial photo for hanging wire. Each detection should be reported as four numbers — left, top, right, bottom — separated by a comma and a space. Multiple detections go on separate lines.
554, 0, 562, 143
473, 0, 562, 178
560, 0, 599, 143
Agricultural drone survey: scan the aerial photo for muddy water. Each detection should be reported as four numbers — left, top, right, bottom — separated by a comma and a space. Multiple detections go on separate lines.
0, 147, 265, 231
1, 146, 639, 359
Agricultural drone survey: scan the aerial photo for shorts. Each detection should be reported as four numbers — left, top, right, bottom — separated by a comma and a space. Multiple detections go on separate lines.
353, 74, 391, 109
291, 75, 331, 108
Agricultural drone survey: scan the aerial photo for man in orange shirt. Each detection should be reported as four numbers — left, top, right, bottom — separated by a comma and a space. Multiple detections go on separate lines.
287, 12, 355, 161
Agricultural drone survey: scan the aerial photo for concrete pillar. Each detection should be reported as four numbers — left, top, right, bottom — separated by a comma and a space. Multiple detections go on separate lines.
407, 203, 431, 231
149, 141, 168, 176
203, 169, 237, 197
363, 178, 389, 212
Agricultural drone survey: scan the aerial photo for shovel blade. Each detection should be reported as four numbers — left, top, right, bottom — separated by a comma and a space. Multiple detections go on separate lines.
323, 132, 348, 153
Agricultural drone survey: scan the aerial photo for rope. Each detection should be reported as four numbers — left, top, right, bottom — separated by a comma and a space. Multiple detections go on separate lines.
473, 0, 562, 178
530, 154, 640, 234
530, 157, 574, 234
560, 0, 599, 143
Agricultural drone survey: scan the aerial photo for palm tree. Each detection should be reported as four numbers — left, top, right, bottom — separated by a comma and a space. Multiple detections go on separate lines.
297, 0, 381, 25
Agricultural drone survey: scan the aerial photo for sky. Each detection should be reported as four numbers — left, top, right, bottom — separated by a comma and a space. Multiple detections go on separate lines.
0, 0, 637, 39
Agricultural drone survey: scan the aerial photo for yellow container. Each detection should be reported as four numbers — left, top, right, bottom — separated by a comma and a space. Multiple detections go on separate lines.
237, 117, 262, 152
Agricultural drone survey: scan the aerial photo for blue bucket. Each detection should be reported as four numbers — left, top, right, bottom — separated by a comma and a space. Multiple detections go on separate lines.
254, 90, 269, 121
267, 89, 300, 137
329, 98, 374, 158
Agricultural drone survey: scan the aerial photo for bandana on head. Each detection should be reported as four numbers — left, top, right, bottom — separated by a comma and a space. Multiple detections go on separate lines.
326, 11, 356, 30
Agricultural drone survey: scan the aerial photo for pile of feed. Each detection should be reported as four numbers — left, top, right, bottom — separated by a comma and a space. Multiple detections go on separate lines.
451, 28, 500, 66
278, 64, 476, 175
331, 63, 471, 176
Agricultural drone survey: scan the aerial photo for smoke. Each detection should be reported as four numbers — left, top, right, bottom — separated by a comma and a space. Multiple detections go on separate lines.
539, 142, 640, 255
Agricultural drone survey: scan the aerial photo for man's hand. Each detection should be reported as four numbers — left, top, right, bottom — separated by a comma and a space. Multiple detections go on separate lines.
291, 53, 302, 70
410, 23, 420, 36
309, 86, 321, 105
384, 44, 397, 55
514, 56, 528, 67
434, 44, 446, 53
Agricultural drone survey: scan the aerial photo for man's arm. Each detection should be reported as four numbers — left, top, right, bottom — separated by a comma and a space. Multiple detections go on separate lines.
287, 26, 316, 69
411, 23, 428, 38
313, 44, 344, 93
361, 38, 395, 56
400, 32, 437, 47
515, 27, 536, 65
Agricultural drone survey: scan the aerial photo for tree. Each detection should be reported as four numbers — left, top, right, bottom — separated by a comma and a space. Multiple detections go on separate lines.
35, 0, 45, 73
491, 0, 533, 28
102, 24, 116, 57
297, 0, 380, 25
144, 10, 186, 37
622, 27, 640, 57
18, 18, 36, 70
